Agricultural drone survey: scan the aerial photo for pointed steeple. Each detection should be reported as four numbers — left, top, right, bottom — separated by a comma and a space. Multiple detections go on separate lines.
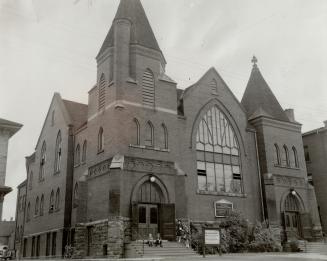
241, 56, 290, 122
97, 0, 162, 58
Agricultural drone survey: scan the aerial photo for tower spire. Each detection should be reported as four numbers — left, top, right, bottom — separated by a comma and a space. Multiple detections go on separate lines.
97, 0, 163, 59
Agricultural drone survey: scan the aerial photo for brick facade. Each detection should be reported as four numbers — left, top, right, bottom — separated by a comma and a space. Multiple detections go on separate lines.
14, 0, 322, 258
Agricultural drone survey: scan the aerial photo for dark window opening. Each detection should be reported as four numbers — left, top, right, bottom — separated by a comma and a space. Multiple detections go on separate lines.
51, 232, 57, 256
138, 206, 146, 223
150, 207, 158, 224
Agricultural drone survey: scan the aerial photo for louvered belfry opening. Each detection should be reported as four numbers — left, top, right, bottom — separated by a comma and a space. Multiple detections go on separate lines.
98, 74, 106, 110
209, 79, 218, 92
142, 69, 155, 107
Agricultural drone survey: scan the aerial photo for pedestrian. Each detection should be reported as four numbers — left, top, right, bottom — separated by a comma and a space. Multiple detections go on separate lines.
177, 220, 183, 242
155, 233, 163, 247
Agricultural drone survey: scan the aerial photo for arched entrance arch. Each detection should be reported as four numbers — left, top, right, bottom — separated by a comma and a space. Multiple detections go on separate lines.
131, 175, 175, 241
281, 192, 304, 239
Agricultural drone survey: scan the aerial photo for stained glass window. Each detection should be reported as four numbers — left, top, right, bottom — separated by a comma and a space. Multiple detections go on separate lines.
196, 106, 242, 193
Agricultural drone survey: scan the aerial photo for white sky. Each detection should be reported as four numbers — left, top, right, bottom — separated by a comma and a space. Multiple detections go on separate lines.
1, 0, 327, 220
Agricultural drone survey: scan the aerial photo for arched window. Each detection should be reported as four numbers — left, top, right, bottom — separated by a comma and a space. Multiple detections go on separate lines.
55, 188, 60, 210
29, 171, 33, 190
40, 195, 44, 216
161, 123, 168, 149
75, 144, 80, 166
98, 73, 106, 110
142, 69, 155, 107
281, 145, 289, 166
209, 79, 218, 93
133, 119, 140, 146
35, 196, 39, 216
196, 106, 242, 193
98, 127, 104, 152
284, 193, 300, 212
54, 131, 62, 173
145, 121, 154, 147
39, 141, 46, 181
291, 146, 299, 168
49, 190, 54, 212
26, 202, 31, 222
274, 144, 281, 165
74, 183, 79, 201
82, 140, 87, 163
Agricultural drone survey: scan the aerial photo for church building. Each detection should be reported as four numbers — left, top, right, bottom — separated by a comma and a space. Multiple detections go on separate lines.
15, 0, 322, 258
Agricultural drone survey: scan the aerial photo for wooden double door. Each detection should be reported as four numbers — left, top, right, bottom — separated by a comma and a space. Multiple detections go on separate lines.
284, 211, 301, 238
132, 203, 175, 241
138, 204, 159, 239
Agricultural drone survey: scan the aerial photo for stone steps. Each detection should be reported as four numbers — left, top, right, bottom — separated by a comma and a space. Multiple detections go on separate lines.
304, 242, 327, 254
125, 241, 198, 258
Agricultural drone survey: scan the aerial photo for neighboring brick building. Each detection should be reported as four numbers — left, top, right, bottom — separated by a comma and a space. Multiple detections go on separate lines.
15, 0, 322, 258
302, 121, 327, 234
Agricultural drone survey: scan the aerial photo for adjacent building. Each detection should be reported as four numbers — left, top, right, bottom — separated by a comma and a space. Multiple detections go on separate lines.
14, 0, 322, 258
302, 121, 327, 234
0, 117, 22, 246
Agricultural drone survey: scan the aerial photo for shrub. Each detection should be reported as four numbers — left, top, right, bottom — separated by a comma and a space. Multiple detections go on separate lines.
189, 211, 281, 254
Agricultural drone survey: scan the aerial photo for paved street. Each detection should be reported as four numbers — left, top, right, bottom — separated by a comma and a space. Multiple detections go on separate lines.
28, 253, 327, 261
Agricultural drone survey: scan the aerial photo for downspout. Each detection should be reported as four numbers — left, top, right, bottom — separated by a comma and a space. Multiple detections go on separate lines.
254, 130, 266, 224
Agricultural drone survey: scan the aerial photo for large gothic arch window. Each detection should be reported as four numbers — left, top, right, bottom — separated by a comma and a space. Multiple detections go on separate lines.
196, 106, 242, 193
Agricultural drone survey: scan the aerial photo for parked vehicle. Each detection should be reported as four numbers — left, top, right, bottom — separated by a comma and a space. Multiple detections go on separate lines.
0, 245, 13, 260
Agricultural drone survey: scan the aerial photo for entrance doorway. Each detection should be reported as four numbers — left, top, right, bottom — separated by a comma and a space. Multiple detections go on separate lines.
138, 204, 158, 239
283, 193, 302, 239
131, 177, 176, 241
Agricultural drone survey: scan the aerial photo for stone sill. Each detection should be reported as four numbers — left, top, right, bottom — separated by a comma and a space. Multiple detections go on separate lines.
197, 189, 246, 198
274, 164, 300, 170
129, 144, 170, 153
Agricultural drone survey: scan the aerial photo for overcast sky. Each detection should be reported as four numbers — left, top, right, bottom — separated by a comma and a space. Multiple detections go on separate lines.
1, 0, 326, 220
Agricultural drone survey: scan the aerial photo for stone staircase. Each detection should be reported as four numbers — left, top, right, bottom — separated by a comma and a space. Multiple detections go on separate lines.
125, 241, 199, 258
303, 241, 327, 254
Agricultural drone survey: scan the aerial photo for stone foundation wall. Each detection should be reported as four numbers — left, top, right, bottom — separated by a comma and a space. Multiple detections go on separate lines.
107, 216, 130, 258
73, 217, 131, 259
73, 220, 109, 258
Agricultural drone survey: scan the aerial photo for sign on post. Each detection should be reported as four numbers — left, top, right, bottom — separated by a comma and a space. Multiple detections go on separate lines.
202, 227, 222, 257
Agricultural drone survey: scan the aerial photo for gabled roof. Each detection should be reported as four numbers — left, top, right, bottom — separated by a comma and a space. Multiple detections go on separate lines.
97, 0, 162, 58
241, 60, 290, 122
62, 99, 88, 130
0, 118, 22, 137
35, 93, 88, 149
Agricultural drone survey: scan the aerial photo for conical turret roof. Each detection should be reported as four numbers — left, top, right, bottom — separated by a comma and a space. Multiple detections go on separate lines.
241, 57, 290, 122
97, 0, 162, 58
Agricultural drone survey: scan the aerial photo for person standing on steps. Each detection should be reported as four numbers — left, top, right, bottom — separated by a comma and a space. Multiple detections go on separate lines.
176, 220, 183, 243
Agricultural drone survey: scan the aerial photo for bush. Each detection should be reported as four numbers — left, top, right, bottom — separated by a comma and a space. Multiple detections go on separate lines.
248, 222, 281, 252
189, 211, 281, 254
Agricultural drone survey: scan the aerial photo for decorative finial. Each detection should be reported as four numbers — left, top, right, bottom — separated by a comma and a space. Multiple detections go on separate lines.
251, 55, 258, 67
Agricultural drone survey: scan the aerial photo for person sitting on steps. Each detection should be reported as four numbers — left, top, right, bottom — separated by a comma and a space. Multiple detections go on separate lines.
154, 233, 163, 247
148, 233, 154, 247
